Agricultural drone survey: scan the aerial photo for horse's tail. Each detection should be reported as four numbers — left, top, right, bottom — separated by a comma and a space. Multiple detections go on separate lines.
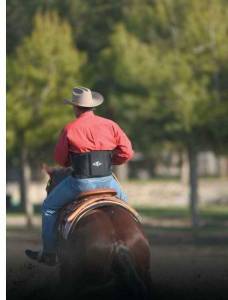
77, 243, 150, 300
113, 243, 149, 300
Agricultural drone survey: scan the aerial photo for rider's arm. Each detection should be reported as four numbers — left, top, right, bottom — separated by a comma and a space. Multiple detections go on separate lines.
112, 123, 134, 165
54, 127, 71, 167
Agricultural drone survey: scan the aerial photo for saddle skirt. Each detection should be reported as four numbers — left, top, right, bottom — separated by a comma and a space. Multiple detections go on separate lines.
58, 188, 141, 240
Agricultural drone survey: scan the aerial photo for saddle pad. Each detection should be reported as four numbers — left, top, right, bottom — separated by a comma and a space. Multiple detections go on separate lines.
59, 195, 141, 240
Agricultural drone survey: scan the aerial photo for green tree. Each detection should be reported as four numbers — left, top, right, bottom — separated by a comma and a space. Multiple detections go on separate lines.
7, 11, 85, 226
6, 0, 57, 54
100, 0, 228, 227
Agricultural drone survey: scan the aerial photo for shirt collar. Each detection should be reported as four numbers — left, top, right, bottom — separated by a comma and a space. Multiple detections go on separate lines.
77, 110, 94, 119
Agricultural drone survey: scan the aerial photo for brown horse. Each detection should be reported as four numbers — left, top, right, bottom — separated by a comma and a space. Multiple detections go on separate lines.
44, 166, 153, 300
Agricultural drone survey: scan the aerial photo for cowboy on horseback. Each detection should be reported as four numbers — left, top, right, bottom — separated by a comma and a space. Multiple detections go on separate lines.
25, 87, 134, 266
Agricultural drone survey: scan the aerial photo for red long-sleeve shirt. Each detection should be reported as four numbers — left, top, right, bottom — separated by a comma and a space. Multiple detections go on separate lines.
54, 111, 134, 167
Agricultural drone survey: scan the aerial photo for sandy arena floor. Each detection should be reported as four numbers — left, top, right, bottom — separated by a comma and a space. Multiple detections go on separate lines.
6, 224, 228, 300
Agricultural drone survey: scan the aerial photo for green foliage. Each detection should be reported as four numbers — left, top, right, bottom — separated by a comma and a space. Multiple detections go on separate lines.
99, 0, 228, 153
7, 11, 85, 162
7, 0, 40, 54
54, 0, 124, 56
6, 0, 58, 54
6, 0, 228, 159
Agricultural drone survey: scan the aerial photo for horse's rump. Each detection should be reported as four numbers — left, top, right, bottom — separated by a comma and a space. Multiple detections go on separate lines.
57, 188, 140, 240
58, 202, 152, 299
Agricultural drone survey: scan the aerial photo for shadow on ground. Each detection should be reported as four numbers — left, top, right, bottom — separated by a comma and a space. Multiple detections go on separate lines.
7, 205, 228, 300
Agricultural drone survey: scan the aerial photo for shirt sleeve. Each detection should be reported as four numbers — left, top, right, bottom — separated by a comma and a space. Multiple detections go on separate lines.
112, 123, 134, 165
54, 127, 71, 167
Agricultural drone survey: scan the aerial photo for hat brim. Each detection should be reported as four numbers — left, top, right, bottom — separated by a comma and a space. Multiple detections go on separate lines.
64, 91, 104, 107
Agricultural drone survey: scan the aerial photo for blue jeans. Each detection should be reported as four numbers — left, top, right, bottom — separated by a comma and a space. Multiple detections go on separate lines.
41, 175, 127, 253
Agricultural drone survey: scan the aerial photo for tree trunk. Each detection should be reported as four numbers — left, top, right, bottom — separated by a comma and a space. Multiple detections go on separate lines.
187, 143, 199, 228
218, 156, 228, 177
180, 151, 189, 185
19, 143, 33, 228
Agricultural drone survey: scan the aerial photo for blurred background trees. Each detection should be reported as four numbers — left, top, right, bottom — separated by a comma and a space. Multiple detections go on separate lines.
7, 11, 84, 226
6, 0, 228, 227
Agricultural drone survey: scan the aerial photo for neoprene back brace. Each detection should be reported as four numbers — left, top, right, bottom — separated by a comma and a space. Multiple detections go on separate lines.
71, 150, 113, 178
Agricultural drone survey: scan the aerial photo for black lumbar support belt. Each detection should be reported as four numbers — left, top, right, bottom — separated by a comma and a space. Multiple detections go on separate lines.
71, 150, 113, 178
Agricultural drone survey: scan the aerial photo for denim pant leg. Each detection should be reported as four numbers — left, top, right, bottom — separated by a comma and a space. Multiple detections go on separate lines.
95, 175, 128, 202
42, 176, 81, 253
110, 175, 128, 202
42, 175, 127, 252
78, 175, 128, 202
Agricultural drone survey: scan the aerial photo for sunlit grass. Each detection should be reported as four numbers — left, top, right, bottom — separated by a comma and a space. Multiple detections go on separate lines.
134, 204, 228, 217
133, 204, 228, 233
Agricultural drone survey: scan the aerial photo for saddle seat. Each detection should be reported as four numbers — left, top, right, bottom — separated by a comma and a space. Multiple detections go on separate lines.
58, 188, 140, 239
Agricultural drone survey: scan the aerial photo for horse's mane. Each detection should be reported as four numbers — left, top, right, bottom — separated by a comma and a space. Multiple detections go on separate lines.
46, 167, 73, 193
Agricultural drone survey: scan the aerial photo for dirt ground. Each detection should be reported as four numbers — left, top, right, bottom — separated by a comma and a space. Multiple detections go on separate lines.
6, 223, 228, 300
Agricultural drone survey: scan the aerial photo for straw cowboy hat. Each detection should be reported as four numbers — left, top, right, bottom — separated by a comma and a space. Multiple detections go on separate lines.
64, 87, 104, 108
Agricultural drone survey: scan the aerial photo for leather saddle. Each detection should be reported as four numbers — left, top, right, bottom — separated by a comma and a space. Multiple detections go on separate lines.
58, 188, 141, 239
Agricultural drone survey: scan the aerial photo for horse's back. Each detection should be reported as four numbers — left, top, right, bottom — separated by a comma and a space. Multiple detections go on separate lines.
58, 189, 140, 239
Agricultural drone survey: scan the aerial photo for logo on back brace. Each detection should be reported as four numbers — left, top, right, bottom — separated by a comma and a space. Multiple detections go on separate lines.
92, 161, 103, 167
